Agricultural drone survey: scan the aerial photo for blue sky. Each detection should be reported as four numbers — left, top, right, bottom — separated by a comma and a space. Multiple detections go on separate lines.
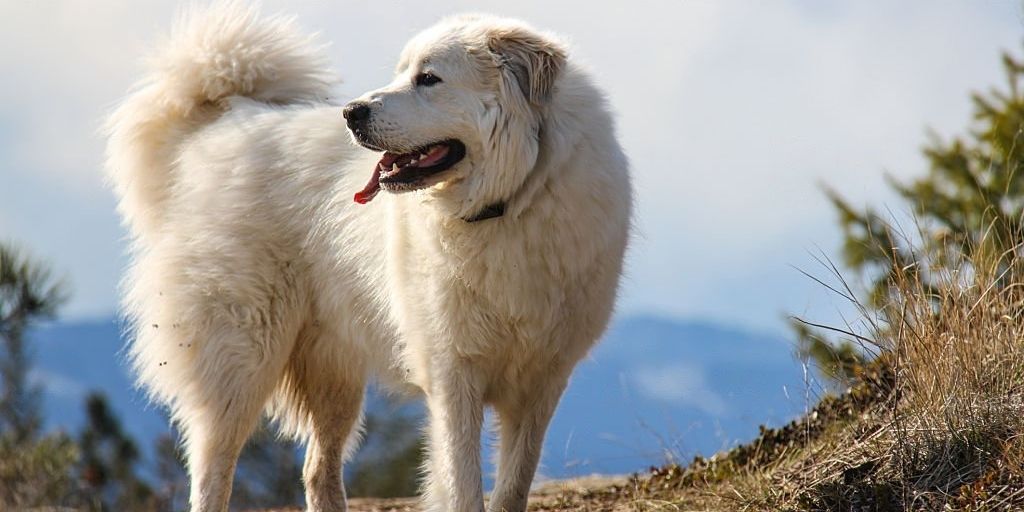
1, 1, 1022, 333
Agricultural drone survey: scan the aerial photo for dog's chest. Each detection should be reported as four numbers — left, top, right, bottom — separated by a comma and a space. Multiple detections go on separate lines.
391, 218, 573, 353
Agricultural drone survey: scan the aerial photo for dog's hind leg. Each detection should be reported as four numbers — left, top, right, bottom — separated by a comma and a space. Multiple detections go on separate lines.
276, 332, 367, 512
301, 384, 364, 511
176, 320, 299, 512
488, 366, 572, 512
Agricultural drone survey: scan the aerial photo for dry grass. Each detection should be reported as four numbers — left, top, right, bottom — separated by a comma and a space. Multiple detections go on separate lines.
877, 241, 1024, 509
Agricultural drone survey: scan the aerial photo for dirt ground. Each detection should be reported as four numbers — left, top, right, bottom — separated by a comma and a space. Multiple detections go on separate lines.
260, 475, 628, 512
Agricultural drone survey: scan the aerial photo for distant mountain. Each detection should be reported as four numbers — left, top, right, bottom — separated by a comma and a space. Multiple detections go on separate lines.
539, 315, 808, 479
27, 315, 809, 481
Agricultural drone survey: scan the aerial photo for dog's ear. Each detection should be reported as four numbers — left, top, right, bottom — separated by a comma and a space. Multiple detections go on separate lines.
488, 27, 566, 105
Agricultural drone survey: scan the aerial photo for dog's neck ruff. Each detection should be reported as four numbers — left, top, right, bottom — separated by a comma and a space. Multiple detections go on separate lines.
463, 202, 506, 223
460, 117, 552, 224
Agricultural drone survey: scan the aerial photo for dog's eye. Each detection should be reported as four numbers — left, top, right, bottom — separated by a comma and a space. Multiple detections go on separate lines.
415, 72, 443, 87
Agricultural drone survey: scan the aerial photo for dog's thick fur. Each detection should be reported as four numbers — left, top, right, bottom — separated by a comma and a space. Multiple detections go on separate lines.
106, 4, 631, 512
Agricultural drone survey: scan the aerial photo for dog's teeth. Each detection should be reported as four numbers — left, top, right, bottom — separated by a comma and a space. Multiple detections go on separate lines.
391, 163, 400, 172
409, 158, 418, 165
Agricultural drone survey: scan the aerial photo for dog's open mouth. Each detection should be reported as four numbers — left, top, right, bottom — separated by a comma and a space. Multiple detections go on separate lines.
354, 140, 466, 204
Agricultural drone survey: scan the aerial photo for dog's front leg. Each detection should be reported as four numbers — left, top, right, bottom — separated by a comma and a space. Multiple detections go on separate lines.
488, 367, 572, 512
423, 368, 486, 512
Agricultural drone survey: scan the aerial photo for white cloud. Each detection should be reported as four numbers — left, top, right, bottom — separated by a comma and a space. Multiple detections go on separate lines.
0, 2, 175, 187
632, 363, 728, 416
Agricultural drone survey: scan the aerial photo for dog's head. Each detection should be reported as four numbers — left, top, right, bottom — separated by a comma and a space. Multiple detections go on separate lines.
345, 15, 567, 214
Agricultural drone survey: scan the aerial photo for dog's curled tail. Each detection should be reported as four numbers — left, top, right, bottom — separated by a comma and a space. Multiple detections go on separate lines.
105, 2, 334, 236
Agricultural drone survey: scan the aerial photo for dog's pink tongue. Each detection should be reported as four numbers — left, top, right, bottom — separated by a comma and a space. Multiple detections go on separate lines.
353, 153, 399, 204
353, 166, 381, 204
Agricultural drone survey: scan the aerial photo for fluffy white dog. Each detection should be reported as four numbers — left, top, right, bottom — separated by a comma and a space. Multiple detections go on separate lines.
106, 4, 631, 512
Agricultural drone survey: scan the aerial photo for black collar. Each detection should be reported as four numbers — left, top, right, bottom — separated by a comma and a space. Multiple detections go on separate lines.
463, 202, 506, 223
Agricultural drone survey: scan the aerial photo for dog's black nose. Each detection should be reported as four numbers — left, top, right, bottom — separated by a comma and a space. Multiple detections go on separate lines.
343, 102, 371, 128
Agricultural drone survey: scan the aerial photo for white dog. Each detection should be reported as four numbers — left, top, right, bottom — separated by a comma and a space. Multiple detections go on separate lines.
106, 4, 631, 512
